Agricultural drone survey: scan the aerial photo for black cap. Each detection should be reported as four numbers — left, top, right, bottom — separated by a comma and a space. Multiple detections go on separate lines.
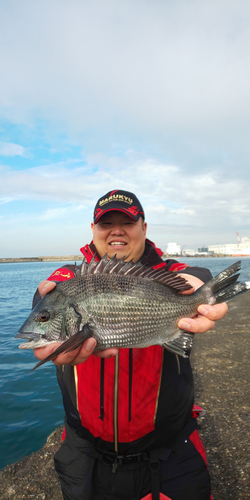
93, 190, 145, 223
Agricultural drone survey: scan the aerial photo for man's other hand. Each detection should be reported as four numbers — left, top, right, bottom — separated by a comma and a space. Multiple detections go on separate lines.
38, 280, 56, 298
177, 273, 228, 333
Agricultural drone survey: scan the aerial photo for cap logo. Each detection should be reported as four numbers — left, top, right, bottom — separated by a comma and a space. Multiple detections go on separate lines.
94, 207, 104, 218
99, 194, 133, 207
127, 206, 139, 216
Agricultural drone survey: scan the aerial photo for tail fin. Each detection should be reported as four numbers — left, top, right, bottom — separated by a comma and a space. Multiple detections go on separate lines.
199, 261, 249, 304
214, 281, 248, 303
164, 262, 248, 359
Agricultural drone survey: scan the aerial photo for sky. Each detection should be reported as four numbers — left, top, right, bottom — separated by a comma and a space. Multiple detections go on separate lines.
0, 0, 250, 257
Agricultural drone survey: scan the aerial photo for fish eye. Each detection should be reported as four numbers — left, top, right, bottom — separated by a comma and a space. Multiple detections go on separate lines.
37, 310, 50, 322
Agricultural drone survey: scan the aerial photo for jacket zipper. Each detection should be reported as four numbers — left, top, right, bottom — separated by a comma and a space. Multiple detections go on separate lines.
74, 366, 79, 412
153, 348, 164, 424
99, 359, 105, 420
128, 349, 133, 421
113, 352, 119, 452
175, 354, 180, 375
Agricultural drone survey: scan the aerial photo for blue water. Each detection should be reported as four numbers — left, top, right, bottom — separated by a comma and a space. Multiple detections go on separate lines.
0, 261, 81, 470
0, 258, 249, 470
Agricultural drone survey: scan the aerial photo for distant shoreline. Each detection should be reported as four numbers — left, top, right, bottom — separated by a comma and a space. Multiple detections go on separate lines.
0, 256, 83, 263
0, 254, 248, 263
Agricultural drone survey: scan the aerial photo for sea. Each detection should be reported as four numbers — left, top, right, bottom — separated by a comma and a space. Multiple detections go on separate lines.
0, 257, 250, 471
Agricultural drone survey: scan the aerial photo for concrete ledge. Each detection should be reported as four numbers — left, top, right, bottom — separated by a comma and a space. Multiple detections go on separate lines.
0, 256, 83, 263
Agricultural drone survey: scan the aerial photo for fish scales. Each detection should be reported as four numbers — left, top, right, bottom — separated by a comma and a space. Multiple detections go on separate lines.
74, 275, 200, 349
16, 256, 249, 368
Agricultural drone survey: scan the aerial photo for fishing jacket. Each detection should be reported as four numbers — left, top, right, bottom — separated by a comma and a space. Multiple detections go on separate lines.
34, 240, 212, 454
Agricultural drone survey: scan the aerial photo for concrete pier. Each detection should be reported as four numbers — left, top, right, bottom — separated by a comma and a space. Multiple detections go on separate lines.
0, 256, 83, 263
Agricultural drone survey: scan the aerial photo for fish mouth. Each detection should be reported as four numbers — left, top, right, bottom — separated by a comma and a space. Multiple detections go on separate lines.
15, 332, 49, 349
16, 332, 41, 341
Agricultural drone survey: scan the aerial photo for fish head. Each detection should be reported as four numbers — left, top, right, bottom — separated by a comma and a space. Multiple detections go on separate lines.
16, 290, 82, 349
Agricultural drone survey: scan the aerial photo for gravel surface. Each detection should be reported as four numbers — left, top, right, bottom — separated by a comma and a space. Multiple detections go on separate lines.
0, 291, 249, 499
0, 428, 63, 500
192, 291, 250, 500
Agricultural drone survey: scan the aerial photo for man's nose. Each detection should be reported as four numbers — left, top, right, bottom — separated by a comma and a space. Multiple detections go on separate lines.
110, 225, 125, 234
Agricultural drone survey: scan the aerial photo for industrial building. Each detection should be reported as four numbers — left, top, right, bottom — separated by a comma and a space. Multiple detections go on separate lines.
208, 237, 250, 256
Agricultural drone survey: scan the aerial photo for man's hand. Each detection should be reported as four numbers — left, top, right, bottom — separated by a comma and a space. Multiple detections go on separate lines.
33, 340, 118, 366
38, 280, 57, 298
34, 280, 118, 366
177, 273, 228, 333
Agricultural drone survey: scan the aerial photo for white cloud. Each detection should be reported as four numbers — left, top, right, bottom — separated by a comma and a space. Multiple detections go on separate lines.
146, 205, 167, 215
0, 142, 29, 157
171, 208, 195, 216
0, 196, 14, 204
0, 153, 249, 241
0, 0, 249, 163
40, 204, 87, 221
0, 1, 250, 256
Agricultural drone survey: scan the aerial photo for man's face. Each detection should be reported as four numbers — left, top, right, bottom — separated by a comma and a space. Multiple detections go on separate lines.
91, 211, 147, 262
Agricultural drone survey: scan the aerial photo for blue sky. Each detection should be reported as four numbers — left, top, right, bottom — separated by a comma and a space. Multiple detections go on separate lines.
1, 0, 250, 257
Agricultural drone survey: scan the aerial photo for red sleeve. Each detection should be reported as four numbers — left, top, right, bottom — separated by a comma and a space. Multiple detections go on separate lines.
47, 267, 75, 282
168, 262, 190, 272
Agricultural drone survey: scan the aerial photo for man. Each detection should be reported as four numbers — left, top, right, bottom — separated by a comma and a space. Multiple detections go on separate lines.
33, 190, 227, 500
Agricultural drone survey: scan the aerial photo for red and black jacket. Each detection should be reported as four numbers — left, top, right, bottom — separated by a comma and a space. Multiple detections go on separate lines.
33, 239, 212, 454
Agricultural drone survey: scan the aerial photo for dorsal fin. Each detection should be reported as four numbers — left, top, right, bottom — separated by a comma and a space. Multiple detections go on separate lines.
80, 258, 88, 276
80, 254, 192, 292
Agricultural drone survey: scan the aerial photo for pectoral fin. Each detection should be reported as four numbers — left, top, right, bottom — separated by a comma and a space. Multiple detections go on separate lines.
162, 332, 195, 358
32, 324, 93, 371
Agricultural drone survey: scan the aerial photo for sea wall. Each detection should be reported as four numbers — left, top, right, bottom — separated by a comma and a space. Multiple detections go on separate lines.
0, 256, 82, 264
1, 254, 243, 264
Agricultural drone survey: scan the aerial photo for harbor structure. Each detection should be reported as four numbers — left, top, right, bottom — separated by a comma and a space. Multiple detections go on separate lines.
165, 242, 181, 256
208, 237, 250, 256
182, 248, 196, 257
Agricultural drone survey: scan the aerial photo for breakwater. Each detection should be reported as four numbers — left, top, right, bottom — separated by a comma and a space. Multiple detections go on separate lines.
0, 254, 245, 264
0, 255, 82, 263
